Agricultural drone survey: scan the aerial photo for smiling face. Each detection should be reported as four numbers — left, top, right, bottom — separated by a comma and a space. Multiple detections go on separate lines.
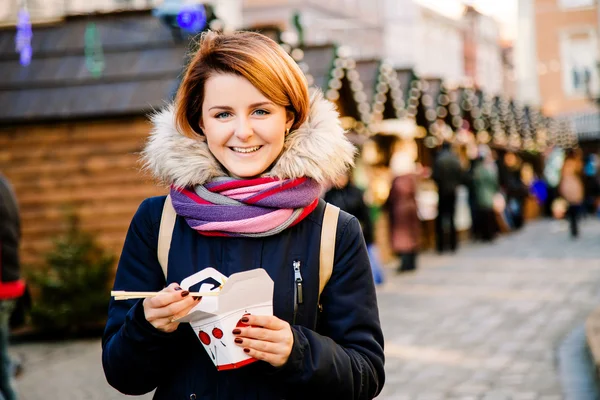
200, 73, 293, 179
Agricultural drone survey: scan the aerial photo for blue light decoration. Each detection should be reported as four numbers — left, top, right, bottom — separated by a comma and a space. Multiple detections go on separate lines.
176, 3, 207, 34
15, 7, 32, 66
153, 1, 207, 36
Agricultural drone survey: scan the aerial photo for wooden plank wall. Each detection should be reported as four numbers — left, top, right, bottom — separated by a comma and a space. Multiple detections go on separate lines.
0, 117, 167, 269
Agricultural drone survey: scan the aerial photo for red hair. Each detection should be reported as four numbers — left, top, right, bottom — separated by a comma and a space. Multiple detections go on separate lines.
175, 30, 310, 138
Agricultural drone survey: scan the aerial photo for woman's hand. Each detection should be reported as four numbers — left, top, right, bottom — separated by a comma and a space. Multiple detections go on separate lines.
143, 283, 200, 333
232, 315, 294, 367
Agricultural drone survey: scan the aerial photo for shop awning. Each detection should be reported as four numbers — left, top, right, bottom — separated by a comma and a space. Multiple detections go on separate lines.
561, 112, 600, 141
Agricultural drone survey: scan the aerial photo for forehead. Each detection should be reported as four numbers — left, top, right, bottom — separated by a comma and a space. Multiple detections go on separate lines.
203, 73, 269, 106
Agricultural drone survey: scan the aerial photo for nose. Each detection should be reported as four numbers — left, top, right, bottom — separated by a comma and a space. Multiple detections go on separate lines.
234, 116, 253, 141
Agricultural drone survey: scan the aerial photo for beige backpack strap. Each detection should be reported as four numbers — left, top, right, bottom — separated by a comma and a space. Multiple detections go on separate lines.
319, 203, 340, 297
157, 195, 177, 280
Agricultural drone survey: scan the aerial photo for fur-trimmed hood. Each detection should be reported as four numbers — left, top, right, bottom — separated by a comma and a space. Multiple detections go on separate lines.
142, 90, 356, 187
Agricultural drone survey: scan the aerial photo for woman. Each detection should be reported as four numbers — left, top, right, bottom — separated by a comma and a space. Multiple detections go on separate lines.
102, 31, 385, 399
386, 149, 420, 272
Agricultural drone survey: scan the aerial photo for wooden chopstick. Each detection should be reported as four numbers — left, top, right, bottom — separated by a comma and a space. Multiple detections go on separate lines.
111, 290, 220, 300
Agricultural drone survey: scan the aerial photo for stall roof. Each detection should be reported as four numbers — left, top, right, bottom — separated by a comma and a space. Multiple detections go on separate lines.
301, 43, 337, 92
354, 59, 380, 106
561, 111, 600, 142
301, 44, 372, 128
370, 63, 405, 121
0, 11, 187, 124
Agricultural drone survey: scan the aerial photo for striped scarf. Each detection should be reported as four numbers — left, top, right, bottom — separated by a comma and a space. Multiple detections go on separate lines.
170, 177, 321, 237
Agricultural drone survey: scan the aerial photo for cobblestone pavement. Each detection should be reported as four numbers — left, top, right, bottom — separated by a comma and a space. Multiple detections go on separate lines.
9, 218, 600, 400
377, 218, 600, 400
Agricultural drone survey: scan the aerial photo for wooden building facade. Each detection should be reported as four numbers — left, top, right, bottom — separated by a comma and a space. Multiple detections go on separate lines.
0, 11, 187, 266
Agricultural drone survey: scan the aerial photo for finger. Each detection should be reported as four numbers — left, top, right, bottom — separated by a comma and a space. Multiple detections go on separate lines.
241, 347, 286, 368
234, 326, 278, 342
243, 315, 287, 330
170, 300, 201, 321
147, 295, 198, 320
147, 288, 192, 309
234, 337, 281, 354
164, 282, 182, 292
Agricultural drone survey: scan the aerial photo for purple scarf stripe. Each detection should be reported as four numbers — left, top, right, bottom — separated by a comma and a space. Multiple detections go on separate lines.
173, 204, 273, 222
243, 179, 322, 208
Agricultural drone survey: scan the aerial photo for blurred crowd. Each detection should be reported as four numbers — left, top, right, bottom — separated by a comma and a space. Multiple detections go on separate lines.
325, 137, 600, 278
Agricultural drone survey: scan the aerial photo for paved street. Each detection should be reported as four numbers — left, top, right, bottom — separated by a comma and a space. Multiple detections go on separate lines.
9, 218, 600, 399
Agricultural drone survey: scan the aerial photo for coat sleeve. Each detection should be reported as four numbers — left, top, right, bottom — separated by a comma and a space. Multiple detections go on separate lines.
275, 216, 385, 399
101, 197, 184, 395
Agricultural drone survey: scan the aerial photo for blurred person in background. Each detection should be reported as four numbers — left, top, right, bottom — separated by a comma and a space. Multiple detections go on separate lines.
543, 147, 565, 217
583, 153, 599, 216
386, 150, 420, 272
0, 174, 25, 400
324, 171, 373, 246
464, 143, 482, 240
559, 149, 585, 238
324, 171, 384, 284
499, 152, 528, 230
472, 146, 500, 242
432, 141, 463, 253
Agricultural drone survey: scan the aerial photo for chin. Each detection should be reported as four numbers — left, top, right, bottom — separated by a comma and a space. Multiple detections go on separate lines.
228, 165, 268, 179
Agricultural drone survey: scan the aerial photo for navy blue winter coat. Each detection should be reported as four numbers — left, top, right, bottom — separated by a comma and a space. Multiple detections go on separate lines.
102, 197, 385, 399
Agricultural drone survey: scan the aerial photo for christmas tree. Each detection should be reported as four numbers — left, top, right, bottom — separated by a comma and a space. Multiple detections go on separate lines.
28, 212, 115, 334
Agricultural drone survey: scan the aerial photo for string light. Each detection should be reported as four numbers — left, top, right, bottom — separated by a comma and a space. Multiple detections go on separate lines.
291, 41, 557, 151
291, 48, 304, 61
321, 46, 373, 134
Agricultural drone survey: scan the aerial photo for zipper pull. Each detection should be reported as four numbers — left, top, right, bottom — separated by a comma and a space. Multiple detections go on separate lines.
293, 260, 303, 305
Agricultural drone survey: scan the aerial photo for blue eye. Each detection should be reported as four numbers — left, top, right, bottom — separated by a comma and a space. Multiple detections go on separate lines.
215, 112, 231, 119
253, 109, 270, 116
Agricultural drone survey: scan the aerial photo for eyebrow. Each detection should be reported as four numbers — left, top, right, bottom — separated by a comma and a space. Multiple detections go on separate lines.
208, 102, 275, 111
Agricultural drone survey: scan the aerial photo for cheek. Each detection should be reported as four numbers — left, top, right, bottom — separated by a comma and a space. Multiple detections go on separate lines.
203, 122, 229, 147
261, 119, 286, 146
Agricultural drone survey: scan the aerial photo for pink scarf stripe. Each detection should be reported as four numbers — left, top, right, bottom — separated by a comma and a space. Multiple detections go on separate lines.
193, 208, 293, 233
227, 193, 254, 200
245, 177, 308, 205
175, 186, 212, 205
207, 177, 276, 193
219, 180, 283, 197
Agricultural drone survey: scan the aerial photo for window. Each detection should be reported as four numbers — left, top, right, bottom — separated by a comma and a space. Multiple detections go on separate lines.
558, 0, 595, 10
560, 31, 598, 97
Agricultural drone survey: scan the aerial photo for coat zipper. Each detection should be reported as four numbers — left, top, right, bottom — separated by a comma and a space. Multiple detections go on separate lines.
293, 260, 303, 324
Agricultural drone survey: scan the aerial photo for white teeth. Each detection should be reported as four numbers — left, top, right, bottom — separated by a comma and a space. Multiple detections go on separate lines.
232, 146, 261, 154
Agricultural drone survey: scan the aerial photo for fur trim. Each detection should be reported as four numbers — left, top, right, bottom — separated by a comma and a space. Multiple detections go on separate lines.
142, 89, 356, 187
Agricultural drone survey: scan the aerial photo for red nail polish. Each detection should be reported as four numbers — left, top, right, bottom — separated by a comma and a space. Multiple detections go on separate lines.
234, 338, 243, 344
243, 348, 250, 353
241, 317, 249, 323
232, 329, 241, 335
181, 291, 190, 297
193, 296, 202, 301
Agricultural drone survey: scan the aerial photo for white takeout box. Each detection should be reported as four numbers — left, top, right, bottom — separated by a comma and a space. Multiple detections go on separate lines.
175, 268, 274, 371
